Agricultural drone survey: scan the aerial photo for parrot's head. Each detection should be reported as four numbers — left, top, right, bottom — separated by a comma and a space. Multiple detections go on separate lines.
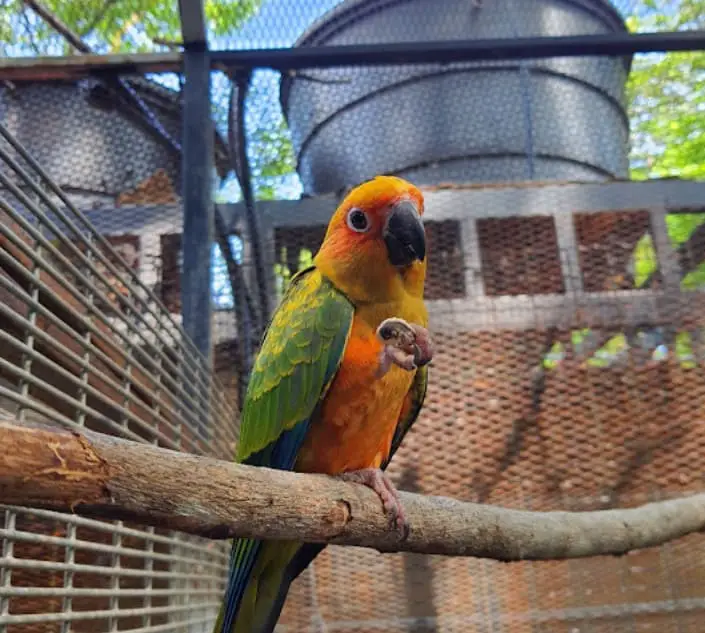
314, 175, 427, 303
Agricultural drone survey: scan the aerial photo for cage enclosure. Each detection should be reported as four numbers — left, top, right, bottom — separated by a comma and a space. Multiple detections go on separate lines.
2, 0, 705, 632
0, 72, 236, 633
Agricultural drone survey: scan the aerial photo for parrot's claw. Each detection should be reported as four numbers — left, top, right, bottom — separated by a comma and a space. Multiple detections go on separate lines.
336, 468, 409, 539
375, 318, 434, 378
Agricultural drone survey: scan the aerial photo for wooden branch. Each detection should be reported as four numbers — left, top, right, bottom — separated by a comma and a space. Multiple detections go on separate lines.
2, 418, 705, 560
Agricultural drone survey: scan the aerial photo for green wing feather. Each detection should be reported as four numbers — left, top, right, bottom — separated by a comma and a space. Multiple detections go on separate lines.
385, 363, 428, 467
216, 265, 354, 633
236, 265, 354, 464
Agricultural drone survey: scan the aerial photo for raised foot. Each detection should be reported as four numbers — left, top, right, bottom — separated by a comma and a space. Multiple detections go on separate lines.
336, 468, 409, 539
375, 318, 434, 379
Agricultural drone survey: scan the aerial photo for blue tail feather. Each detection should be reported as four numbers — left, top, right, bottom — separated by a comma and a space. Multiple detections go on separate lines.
220, 538, 262, 633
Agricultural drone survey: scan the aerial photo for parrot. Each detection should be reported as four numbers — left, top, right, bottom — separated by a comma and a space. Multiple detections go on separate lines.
213, 175, 434, 633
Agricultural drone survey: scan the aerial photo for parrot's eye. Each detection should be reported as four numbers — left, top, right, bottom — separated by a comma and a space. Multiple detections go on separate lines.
346, 208, 370, 233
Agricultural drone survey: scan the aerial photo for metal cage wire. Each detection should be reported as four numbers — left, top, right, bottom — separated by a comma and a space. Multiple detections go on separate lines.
1, 0, 705, 632
0, 108, 234, 633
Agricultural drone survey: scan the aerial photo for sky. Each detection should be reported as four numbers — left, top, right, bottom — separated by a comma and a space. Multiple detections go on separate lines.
211, 0, 343, 50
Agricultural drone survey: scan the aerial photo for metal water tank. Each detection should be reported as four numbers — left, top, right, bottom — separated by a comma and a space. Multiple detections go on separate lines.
280, 0, 632, 195
0, 78, 185, 208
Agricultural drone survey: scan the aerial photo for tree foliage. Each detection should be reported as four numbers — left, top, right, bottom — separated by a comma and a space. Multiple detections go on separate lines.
0, 0, 260, 55
624, 0, 705, 298
626, 0, 705, 180
246, 76, 297, 201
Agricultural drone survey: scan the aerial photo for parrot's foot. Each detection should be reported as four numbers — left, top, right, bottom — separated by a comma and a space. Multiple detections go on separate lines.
336, 468, 409, 539
375, 318, 434, 378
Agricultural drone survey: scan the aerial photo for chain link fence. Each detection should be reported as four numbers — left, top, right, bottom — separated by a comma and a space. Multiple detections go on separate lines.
1, 0, 705, 632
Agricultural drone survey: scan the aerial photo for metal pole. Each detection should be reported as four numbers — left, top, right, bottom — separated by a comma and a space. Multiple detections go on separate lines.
180, 44, 213, 364
230, 72, 271, 328
3, 31, 705, 81
212, 30, 705, 70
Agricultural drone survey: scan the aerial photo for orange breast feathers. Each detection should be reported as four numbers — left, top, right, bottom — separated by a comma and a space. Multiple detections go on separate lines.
295, 314, 419, 475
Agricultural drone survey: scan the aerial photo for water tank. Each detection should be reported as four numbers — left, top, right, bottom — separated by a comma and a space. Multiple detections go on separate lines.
1, 78, 229, 209
0, 79, 185, 208
280, 0, 632, 195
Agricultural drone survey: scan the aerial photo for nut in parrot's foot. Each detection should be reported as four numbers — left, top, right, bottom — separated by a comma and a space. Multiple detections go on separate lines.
375, 318, 434, 378
336, 467, 410, 539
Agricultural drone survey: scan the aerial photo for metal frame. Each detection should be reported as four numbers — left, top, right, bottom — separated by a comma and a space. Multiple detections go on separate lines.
69, 179, 705, 339
0, 505, 227, 629
1, 30, 704, 81
72, 179, 705, 331
214, 30, 705, 70
178, 0, 208, 48
0, 96, 233, 633
178, 0, 213, 362
44, 177, 705, 341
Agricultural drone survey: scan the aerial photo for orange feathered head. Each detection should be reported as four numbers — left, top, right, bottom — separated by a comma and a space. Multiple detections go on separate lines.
314, 175, 427, 302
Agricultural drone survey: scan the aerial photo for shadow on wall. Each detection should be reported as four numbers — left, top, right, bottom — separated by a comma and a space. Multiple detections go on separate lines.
400, 463, 438, 633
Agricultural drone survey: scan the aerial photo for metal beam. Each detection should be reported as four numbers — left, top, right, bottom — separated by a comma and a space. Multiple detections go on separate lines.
178, 0, 207, 47
213, 30, 705, 70
178, 0, 213, 366
0, 52, 181, 81
2, 31, 704, 82
180, 50, 213, 362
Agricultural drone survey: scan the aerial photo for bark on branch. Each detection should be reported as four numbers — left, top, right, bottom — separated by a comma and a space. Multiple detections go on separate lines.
1, 418, 705, 560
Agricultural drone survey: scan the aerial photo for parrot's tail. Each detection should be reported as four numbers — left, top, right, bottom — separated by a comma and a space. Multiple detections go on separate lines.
213, 539, 307, 633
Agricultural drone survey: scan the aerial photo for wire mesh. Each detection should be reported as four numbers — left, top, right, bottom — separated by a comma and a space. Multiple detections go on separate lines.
259, 180, 705, 633
0, 70, 234, 631
1, 0, 699, 59
209, 0, 705, 51
1, 0, 705, 633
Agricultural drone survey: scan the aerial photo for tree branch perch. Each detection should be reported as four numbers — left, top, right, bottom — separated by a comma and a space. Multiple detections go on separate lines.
1, 418, 704, 560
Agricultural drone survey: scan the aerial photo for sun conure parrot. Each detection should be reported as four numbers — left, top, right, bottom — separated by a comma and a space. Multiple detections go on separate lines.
213, 175, 434, 633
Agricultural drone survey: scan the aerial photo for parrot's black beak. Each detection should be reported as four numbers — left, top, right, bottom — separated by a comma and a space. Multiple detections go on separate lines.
383, 200, 426, 267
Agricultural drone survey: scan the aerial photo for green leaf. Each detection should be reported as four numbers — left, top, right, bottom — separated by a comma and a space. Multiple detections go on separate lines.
1, 0, 261, 54
627, 1, 705, 180
675, 330, 697, 368
632, 233, 657, 288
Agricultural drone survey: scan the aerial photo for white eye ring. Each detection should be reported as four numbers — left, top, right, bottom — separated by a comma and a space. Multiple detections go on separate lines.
346, 208, 371, 233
